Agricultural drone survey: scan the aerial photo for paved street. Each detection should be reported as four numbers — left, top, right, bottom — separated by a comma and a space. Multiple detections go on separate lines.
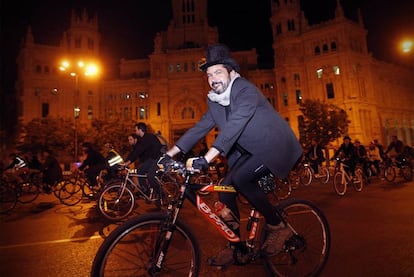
1, 176, 413, 276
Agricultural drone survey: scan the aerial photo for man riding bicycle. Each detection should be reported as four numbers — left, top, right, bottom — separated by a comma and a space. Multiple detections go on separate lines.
158, 43, 303, 266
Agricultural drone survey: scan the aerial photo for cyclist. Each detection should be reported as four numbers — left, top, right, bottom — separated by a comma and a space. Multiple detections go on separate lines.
306, 138, 325, 175
384, 135, 404, 158
354, 139, 369, 178
78, 142, 107, 188
124, 122, 163, 199
158, 43, 303, 266
38, 148, 62, 193
333, 136, 358, 179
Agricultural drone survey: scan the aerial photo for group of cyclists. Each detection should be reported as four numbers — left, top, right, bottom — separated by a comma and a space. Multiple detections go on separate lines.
304, 134, 413, 181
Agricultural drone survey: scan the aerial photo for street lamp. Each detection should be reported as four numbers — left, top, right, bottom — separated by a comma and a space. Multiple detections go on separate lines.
59, 59, 99, 162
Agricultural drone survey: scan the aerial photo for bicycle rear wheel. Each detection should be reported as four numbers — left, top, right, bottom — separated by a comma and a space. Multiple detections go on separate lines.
263, 199, 331, 277
333, 172, 347, 196
91, 212, 200, 276
401, 165, 413, 181
318, 166, 330, 184
97, 183, 135, 221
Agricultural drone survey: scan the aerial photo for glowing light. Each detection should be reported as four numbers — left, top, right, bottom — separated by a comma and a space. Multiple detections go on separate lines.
401, 40, 413, 53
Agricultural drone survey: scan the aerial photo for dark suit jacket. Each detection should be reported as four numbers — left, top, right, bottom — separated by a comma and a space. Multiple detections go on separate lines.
176, 77, 303, 178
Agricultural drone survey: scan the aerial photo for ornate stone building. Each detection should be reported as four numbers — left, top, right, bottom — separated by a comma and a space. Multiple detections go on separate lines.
16, 0, 414, 150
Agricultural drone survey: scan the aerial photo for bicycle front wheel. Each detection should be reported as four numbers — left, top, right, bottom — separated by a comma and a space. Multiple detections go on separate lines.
299, 166, 312, 186
59, 180, 83, 206
384, 166, 396, 182
91, 212, 200, 276
17, 182, 40, 203
97, 183, 135, 221
353, 168, 364, 192
333, 172, 347, 196
263, 199, 331, 277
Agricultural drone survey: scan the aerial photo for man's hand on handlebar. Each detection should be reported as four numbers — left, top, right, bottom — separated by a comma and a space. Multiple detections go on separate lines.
187, 157, 209, 171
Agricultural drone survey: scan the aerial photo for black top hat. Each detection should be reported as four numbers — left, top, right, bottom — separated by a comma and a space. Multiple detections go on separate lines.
199, 44, 240, 72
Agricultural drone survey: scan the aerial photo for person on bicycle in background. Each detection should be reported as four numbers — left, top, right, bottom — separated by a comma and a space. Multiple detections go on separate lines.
333, 136, 358, 180
354, 139, 369, 178
306, 138, 325, 175
124, 122, 163, 198
384, 135, 405, 165
158, 43, 303, 266
3, 153, 29, 183
38, 148, 63, 193
78, 142, 107, 188
367, 141, 381, 176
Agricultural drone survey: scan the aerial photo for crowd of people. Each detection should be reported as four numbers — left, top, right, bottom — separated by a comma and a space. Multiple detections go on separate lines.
304, 134, 413, 180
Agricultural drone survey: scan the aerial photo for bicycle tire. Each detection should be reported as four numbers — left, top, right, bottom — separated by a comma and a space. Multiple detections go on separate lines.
384, 166, 396, 182
0, 183, 17, 214
318, 166, 330, 184
59, 180, 83, 206
17, 181, 40, 203
333, 172, 347, 196
97, 182, 135, 221
91, 212, 200, 276
401, 165, 413, 181
299, 166, 312, 186
263, 198, 331, 277
353, 168, 364, 192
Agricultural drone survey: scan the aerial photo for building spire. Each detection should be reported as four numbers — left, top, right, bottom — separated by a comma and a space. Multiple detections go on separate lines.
334, 0, 344, 19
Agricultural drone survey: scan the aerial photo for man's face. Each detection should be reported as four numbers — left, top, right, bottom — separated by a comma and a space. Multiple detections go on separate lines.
206, 64, 232, 94
135, 127, 144, 137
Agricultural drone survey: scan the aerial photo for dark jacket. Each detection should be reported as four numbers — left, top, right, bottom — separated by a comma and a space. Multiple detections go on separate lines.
175, 77, 303, 178
127, 133, 162, 163
307, 144, 325, 164
334, 143, 357, 160
79, 149, 106, 171
40, 155, 63, 185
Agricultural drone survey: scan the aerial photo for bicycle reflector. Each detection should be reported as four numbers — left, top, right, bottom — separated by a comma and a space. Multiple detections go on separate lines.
108, 155, 124, 167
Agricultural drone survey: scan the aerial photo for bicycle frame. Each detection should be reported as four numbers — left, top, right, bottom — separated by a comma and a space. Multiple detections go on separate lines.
156, 165, 264, 268
120, 168, 148, 193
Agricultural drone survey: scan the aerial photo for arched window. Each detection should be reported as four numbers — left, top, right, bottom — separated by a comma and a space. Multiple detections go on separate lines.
331, 41, 337, 51
315, 46, 321, 55
323, 44, 329, 52
181, 107, 195, 119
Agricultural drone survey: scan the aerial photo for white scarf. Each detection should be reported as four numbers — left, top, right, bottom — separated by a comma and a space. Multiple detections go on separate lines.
207, 73, 240, 106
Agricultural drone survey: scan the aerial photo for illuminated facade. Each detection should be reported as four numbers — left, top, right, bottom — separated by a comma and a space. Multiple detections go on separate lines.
16, 0, 414, 148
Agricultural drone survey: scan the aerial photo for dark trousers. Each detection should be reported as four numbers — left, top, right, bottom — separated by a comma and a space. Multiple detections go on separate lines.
219, 155, 282, 237
137, 159, 160, 195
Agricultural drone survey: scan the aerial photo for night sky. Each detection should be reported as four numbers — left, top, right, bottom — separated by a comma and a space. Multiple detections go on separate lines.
1, 0, 413, 130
